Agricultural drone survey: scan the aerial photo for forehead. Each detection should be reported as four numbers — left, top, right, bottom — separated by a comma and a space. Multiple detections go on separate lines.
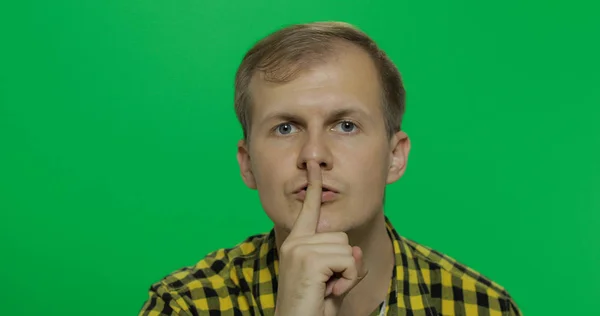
248, 45, 383, 123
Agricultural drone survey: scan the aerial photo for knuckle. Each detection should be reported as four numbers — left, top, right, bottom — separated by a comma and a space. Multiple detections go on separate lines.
290, 244, 311, 259
280, 241, 298, 257
326, 232, 348, 244
337, 232, 349, 244
345, 245, 353, 255
280, 244, 291, 256
346, 259, 358, 278
304, 250, 320, 263
345, 256, 355, 266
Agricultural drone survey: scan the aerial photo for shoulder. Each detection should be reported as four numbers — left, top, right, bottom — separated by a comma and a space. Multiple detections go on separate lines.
160, 232, 267, 290
139, 233, 270, 315
402, 237, 522, 316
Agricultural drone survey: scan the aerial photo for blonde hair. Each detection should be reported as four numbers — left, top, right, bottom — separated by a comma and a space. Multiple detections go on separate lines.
234, 21, 406, 142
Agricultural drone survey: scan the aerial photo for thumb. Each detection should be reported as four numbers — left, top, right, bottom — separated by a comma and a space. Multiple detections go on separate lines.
330, 246, 368, 297
353, 246, 369, 280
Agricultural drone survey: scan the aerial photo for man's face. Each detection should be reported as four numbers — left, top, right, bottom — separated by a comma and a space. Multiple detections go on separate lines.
237, 44, 410, 233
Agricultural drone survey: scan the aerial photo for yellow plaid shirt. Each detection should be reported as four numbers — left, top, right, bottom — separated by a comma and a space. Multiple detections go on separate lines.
139, 217, 521, 315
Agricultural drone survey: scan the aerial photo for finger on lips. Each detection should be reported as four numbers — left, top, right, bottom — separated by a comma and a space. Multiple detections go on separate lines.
290, 161, 322, 237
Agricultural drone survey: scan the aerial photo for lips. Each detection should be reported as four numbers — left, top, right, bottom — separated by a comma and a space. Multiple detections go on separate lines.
294, 184, 338, 194
294, 184, 339, 203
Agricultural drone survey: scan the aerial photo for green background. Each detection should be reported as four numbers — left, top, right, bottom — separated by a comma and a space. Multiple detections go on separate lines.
1, 1, 598, 315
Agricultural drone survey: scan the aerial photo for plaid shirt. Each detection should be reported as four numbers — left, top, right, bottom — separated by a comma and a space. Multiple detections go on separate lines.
139, 217, 521, 315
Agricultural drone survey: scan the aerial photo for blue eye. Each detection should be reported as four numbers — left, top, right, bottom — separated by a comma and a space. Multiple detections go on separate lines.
334, 121, 358, 133
275, 123, 297, 135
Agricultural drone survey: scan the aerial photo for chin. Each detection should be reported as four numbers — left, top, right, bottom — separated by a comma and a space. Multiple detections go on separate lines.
271, 200, 377, 234
314, 204, 355, 233
315, 221, 343, 233
319, 203, 382, 234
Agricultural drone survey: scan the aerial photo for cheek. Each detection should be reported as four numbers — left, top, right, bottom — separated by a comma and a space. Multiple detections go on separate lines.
339, 146, 390, 195
362, 155, 389, 183
342, 142, 389, 174
250, 150, 299, 226
251, 151, 294, 189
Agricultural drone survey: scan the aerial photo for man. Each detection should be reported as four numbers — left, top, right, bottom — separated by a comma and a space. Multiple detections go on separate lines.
139, 21, 521, 316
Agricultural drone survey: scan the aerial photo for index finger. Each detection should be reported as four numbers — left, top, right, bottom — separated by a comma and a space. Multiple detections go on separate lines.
289, 161, 322, 237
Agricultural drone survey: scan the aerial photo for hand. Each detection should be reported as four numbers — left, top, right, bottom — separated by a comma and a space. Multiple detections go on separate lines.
274, 161, 368, 316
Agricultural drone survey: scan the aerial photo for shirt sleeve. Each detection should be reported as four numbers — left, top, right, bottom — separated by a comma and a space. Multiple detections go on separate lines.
138, 282, 193, 316
505, 298, 522, 316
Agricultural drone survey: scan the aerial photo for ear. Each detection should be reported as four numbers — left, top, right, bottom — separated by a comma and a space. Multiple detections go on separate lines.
386, 131, 411, 184
237, 139, 257, 189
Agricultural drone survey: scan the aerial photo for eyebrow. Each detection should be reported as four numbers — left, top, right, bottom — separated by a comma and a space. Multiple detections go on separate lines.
260, 107, 371, 126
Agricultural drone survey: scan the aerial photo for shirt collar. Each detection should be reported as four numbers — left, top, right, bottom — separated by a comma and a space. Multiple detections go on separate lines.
385, 216, 438, 315
254, 216, 437, 315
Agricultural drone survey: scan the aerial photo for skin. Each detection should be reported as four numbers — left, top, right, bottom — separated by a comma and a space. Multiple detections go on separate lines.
237, 43, 411, 316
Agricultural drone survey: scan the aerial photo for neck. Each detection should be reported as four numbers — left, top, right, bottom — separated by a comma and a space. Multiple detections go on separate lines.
347, 211, 394, 273
343, 211, 395, 314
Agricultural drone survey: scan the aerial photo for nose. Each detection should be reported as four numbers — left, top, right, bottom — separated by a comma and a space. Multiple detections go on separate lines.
296, 133, 333, 171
